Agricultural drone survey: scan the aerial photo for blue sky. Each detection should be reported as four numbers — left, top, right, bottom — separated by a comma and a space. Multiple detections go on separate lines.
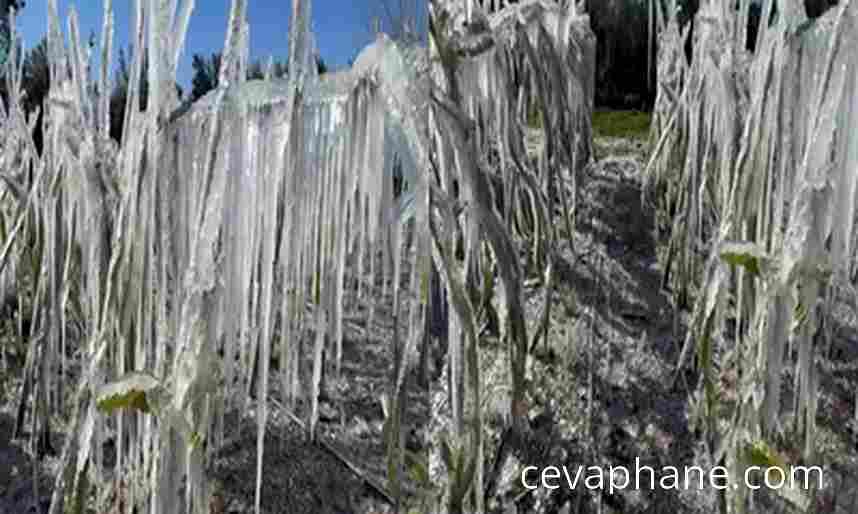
15, 1, 424, 89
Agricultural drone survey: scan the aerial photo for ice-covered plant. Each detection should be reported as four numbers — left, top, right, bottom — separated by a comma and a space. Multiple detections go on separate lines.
649, 0, 858, 512
427, 0, 595, 512
2, 1, 435, 513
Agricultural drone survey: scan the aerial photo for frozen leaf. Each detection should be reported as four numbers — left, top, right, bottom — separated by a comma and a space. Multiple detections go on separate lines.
95, 372, 164, 414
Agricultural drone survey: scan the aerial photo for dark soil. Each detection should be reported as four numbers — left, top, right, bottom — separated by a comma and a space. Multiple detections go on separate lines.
0, 410, 57, 514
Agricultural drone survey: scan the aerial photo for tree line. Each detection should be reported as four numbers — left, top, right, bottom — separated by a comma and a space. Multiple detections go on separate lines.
587, 0, 839, 109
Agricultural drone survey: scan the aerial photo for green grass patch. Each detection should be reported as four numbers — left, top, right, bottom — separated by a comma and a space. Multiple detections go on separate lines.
592, 110, 651, 139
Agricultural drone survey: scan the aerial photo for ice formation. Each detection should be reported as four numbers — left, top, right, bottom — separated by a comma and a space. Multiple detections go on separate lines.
0, 0, 598, 512
426, 1, 595, 512
648, 1, 858, 511
0, 0, 434, 512
156, 2, 433, 512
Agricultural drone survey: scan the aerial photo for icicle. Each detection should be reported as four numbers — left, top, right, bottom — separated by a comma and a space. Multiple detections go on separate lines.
288, 0, 316, 87
828, 31, 858, 273
98, 0, 113, 139
309, 307, 326, 439
220, 0, 247, 87
171, 1, 195, 78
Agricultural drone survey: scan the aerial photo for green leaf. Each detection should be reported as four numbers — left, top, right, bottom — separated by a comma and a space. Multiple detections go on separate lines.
189, 431, 204, 451
387, 449, 399, 496
743, 440, 788, 471
793, 302, 808, 331
719, 241, 770, 277
96, 372, 164, 415
405, 450, 429, 486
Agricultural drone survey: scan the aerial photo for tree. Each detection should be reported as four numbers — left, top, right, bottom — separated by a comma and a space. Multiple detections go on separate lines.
0, 36, 50, 153
21, 37, 48, 111
107, 46, 181, 142
0, 0, 24, 68
21, 37, 49, 152
109, 46, 148, 142
586, 0, 841, 108
316, 55, 328, 75
800, 0, 840, 17
190, 52, 221, 102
